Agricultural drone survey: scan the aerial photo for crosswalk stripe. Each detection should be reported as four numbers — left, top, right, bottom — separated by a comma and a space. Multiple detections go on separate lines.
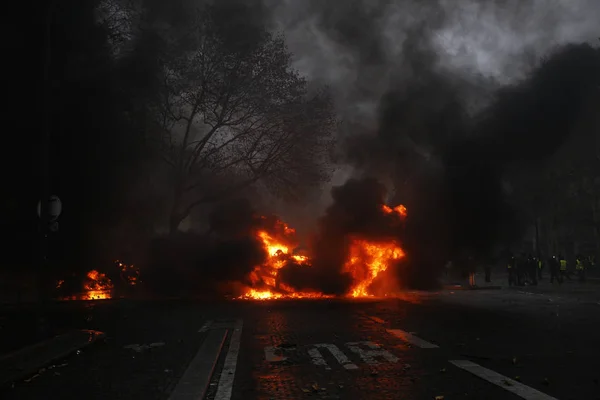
449, 360, 559, 400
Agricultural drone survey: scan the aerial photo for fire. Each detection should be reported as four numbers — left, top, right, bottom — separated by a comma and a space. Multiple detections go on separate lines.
382, 204, 407, 218
117, 260, 139, 286
241, 225, 322, 300
240, 288, 332, 300
345, 239, 405, 297
82, 270, 113, 300
240, 204, 407, 300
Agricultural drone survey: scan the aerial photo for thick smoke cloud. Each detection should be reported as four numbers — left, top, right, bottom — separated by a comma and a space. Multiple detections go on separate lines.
263, 0, 600, 287
142, 0, 599, 294
374, 43, 598, 286
280, 178, 406, 294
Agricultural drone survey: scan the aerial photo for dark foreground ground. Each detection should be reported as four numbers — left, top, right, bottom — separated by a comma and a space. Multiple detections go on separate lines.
1, 276, 600, 400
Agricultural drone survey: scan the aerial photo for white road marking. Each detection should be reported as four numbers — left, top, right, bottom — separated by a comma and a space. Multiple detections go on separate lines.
346, 341, 399, 364
264, 346, 287, 362
310, 343, 358, 370
449, 360, 559, 400
214, 320, 243, 400
198, 320, 213, 332
386, 329, 439, 348
169, 329, 227, 400
308, 348, 331, 370
366, 315, 386, 324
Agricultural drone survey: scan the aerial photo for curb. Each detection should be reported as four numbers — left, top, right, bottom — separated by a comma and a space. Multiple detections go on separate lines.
444, 285, 502, 291
0, 330, 105, 387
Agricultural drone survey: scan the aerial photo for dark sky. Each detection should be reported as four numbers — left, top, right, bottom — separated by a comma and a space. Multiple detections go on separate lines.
252, 0, 600, 233
265, 0, 599, 180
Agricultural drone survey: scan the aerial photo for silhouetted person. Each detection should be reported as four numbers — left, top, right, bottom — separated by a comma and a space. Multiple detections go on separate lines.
467, 254, 476, 287
548, 256, 562, 283
575, 254, 586, 282
484, 263, 491, 283
558, 254, 569, 281
549, 255, 560, 283
537, 256, 543, 280
527, 254, 537, 285
517, 253, 528, 285
507, 253, 516, 286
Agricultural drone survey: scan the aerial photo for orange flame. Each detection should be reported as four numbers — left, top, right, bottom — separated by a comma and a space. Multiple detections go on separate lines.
240, 224, 321, 300
344, 239, 405, 297
117, 260, 139, 286
240, 204, 407, 300
82, 270, 113, 300
382, 204, 407, 218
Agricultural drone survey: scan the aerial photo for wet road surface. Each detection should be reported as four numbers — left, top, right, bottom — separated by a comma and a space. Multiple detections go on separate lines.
2, 287, 600, 400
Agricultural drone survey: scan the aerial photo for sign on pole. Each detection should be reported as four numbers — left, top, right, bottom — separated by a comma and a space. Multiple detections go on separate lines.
37, 195, 62, 221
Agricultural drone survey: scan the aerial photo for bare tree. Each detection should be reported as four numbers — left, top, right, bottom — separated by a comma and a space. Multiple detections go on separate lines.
151, 8, 336, 233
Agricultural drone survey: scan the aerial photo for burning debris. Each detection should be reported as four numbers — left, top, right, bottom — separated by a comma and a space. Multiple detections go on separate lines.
344, 239, 405, 298
56, 260, 139, 301
82, 270, 113, 300
236, 178, 409, 300
117, 260, 140, 286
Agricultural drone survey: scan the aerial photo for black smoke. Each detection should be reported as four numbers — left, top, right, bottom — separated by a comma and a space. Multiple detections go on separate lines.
344, 39, 600, 287
279, 178, 407, 294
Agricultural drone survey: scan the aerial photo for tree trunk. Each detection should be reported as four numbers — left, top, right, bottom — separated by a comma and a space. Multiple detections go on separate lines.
169, 174, 184, 234
169, 209, 182, 235
534, 217, 541, 259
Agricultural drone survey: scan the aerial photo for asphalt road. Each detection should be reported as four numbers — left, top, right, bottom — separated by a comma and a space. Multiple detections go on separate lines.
2, 283, 600, 400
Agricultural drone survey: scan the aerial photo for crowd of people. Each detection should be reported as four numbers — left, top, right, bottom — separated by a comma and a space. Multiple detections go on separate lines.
506, 253, 595, 286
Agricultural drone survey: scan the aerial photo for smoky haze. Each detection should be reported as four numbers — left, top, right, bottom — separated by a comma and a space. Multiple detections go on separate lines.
145, 0, 599, 293
262, 0, 600, 287
33, 0, 597, 298
259, 0, 599, 226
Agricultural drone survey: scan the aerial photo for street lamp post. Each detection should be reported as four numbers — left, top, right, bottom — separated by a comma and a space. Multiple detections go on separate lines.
39, 2, 54, 301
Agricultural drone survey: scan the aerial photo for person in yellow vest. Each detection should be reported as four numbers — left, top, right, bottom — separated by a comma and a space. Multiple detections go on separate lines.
558, 254, 569, 282
575, 255, 585, 282
537, 256, 543, 280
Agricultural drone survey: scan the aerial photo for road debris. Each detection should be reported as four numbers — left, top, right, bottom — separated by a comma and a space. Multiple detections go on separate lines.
543, 377, 550, 385
24, 374, 40, 383
123, 342, 166, 353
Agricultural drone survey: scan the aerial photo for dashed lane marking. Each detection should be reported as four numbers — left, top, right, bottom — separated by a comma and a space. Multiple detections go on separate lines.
449, 360, 559, 400
346, 341, 399, 364
365, 315, 386, 324
198, 320, 213, 332
310, 343, 359, 370
265, 342, 400, 369
214, 319, 243, 400
386, 329, 439, 348
308, 347, 331, 370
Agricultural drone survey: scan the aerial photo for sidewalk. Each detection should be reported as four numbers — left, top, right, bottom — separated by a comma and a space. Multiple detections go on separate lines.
0, 330, 105, 387
482, 270, 600, 301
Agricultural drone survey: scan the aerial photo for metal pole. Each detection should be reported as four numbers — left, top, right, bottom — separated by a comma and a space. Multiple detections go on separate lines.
39, 2, 54, 301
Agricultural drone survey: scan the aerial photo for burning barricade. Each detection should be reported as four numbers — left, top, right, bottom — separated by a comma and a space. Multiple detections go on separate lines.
237, 200, 408, 300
